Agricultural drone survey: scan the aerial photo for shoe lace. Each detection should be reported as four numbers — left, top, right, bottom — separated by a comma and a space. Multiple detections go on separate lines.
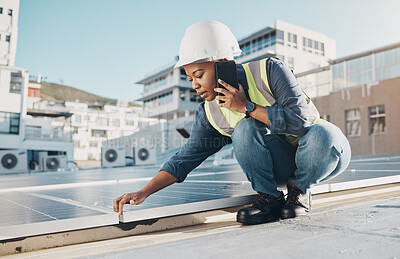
286, 185, 302, 204
255, 192, 274, 207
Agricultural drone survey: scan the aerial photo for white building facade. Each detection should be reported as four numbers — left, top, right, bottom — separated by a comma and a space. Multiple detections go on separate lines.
66, 101, 153, 161
236, 20, 336, 73
24, 98, 74, 168
0, 65, 28, 150
0, 0, 19, 66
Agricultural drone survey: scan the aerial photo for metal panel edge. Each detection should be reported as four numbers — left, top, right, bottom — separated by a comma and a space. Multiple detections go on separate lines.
0, 213, 117, 241
120, 194, 258, 223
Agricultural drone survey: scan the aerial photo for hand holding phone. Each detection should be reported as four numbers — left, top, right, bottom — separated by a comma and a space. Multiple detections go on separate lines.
215, 60, 239, 103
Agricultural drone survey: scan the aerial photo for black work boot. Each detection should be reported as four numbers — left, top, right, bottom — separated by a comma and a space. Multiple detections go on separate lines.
237, 191, 285, 225
280, 182, 311, 219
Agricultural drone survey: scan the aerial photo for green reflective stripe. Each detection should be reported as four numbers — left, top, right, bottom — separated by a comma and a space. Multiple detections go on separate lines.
301, 89, 311, 104
219, 105, 245, 129
247, 60, 277, 106
205, 101, 233, 137
242, 63, 270, 107
260, 58, 275, 100
209, 100, 239, 133
312, 118, 327, 124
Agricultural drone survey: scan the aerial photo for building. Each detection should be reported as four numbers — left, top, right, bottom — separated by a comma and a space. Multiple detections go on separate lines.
23, 97, 74, 170
0, 65, 28, 150
0, 0, 19, 66
236, 20, 336, 73
66, 101, 153, 161
136, 20, 336, 121
0, 0, 24, 151
136, 63, 200, 120
296, 42, 400, 155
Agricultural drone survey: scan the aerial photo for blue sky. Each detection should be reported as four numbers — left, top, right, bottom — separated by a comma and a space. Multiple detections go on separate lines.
15, 0, 400, 102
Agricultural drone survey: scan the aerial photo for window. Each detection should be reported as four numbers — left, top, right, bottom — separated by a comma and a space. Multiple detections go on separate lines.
0, 111, 20, 134
308, 39, 312, 48
332, 62, 345, 90
302, 37, 324, 55
346, 55, 373, 87
180, 68, 187, 80
0, 7, 3, 14
92, 129, 107, 137
89, 141, 98, 148
287, 33, 297, 48
287, 57, 294, 70
180, 89, 186, 101
8, 9, 12, 16
6, 35, 10, 42
159, 91, 173, 105
375, 47, 400, 81
345, 109, 361, 136
276, 30, 284, 45
10, 72, 22, 93
369, 105, 386, 134
144, 72, 173, 93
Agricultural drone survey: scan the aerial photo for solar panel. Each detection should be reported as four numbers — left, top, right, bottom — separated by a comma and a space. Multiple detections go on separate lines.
0, 154, 399, 240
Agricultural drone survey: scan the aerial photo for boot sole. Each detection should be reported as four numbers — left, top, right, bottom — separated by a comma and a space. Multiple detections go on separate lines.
236, 214, 280, 225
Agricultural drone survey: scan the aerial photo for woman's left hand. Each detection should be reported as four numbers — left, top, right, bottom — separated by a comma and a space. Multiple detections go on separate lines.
214, 79, 248, 113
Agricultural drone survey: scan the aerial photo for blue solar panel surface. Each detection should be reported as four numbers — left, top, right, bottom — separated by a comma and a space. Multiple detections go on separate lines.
0, 155, 399, 228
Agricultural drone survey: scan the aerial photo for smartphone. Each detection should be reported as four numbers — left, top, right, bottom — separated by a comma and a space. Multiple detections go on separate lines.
215, 60, 239, 103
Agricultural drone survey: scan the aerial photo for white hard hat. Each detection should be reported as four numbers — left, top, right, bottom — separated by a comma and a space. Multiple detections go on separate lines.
174, 20, 242, 68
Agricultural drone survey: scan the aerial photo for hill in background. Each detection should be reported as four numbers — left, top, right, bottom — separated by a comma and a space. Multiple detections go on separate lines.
38, 81, 141, 107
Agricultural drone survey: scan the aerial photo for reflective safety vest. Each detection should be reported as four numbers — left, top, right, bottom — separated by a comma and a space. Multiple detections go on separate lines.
204, 57, 323, 146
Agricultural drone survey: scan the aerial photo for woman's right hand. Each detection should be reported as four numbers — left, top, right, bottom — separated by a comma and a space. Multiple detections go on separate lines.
112, 170, 179, 215
113, 191, 148, 215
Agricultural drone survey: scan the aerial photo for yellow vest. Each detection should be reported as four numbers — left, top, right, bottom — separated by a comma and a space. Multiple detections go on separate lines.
204, 57, 323, 146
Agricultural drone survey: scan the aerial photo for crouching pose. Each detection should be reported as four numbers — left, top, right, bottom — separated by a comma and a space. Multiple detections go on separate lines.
114, 21, 351, 225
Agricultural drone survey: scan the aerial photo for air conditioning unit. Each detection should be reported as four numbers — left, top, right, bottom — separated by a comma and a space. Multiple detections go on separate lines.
101, 147, 125, 167
0, 150, 28, 174
38, 153, 67, 171
134, 146, 156, 166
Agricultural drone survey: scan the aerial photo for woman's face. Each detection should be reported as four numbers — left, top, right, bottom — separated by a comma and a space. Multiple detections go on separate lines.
184, 61, 217, 102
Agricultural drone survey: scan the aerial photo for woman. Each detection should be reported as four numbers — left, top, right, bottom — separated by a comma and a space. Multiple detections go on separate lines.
113, 20, 351, 225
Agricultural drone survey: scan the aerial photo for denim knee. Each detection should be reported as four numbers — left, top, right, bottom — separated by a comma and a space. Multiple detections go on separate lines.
302, 124, 336, 151
231, 118, 267, 151
292, 122, 351, 192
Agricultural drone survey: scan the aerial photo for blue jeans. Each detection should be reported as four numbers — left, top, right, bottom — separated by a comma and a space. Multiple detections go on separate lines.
231, 118, 351, 197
